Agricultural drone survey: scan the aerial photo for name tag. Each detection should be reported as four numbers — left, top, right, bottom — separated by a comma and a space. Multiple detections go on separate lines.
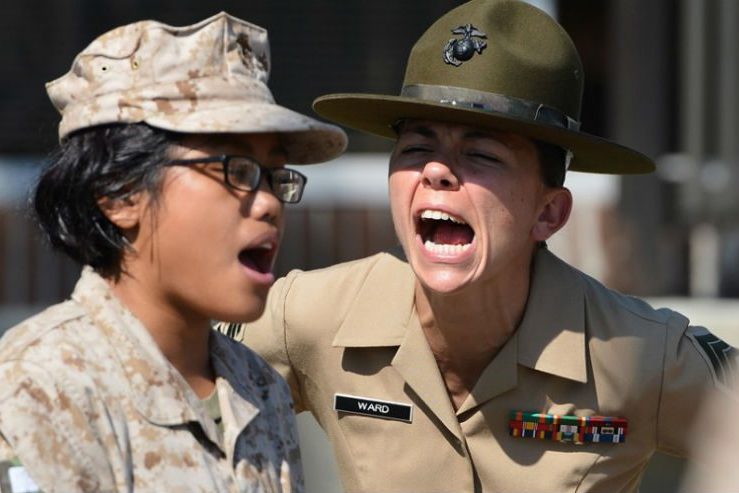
334, 393, 413, 423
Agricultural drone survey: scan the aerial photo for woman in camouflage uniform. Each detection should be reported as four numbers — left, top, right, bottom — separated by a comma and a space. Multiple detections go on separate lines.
0, 12, 345, 493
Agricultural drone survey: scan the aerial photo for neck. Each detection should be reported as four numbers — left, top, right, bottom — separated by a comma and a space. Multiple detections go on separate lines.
415, 253, 534, 408
108, 268, 215, 398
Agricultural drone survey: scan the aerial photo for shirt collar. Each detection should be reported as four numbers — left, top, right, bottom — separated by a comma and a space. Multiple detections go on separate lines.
332, 253, 416, 347
71, 268, 260, 447
516, 248, 587, 383
209, 333, 262, 453
330, 249, 587, 383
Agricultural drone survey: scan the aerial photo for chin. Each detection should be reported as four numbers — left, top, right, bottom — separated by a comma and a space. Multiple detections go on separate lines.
211, 298, 267, 324
415, 268, 475, 295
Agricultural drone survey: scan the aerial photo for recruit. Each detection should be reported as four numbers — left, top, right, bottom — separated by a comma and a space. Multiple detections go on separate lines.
0, 13, 345, 493
219, 1, 737, 492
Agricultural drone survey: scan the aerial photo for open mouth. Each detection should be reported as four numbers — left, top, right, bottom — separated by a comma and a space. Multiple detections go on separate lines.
416, 209, 475, 255
238, 243, 276, 274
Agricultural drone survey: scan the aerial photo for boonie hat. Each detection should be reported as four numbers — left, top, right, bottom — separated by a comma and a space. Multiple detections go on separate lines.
313, 0, 654, 174
46, 12, 347, 164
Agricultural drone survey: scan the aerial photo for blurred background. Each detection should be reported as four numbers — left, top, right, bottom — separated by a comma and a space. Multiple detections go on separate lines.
0, 1, 737, 492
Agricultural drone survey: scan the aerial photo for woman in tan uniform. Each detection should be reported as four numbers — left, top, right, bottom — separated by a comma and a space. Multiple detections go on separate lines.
0, 13, 345, 493
220, 1, 737, 492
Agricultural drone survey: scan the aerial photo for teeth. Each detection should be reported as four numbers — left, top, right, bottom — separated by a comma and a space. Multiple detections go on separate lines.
423, 240, 472, 255
420, 209, 465, 224
256, 242, 274, 251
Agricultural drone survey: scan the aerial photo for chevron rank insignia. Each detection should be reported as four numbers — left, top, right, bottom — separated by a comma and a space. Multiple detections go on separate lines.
688, 328, 737, 388
509, 411, 627, 444
214, 321, 246, 340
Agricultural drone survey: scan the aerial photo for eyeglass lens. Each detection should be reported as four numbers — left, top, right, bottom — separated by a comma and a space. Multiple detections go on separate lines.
270, 169, 304, 203
226, 157, 305, 203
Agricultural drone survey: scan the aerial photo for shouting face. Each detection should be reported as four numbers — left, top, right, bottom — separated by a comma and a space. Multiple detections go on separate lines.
388, 120, 570, 295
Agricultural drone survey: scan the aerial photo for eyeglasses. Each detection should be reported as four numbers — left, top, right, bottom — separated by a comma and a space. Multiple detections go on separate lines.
165, 155, 307, 204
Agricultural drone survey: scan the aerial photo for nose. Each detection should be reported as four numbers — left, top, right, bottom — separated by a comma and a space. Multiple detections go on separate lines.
248, 177, 283, 225
421, 160, 460, 190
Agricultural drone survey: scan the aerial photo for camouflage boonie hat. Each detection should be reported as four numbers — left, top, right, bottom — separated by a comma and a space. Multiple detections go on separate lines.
46, 12, 347, 164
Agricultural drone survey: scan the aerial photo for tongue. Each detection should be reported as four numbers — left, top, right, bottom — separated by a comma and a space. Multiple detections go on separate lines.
431, 222, 474, 245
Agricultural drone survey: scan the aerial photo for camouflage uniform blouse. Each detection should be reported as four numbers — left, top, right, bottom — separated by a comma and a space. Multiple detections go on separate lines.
0, 268, 303, 493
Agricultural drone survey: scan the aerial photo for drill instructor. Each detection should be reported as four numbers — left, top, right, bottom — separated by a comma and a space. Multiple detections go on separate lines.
221, 1, 736, 491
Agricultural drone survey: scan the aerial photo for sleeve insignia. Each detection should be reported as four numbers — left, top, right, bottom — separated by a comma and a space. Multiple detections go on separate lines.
688, 328, 737, 388
213, 321, 246, 340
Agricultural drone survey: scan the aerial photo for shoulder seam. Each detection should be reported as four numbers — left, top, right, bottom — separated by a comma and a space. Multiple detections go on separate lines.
580, 273, 677, 327
0, 307, 87, 363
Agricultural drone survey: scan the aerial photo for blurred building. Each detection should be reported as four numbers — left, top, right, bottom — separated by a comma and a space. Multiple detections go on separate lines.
0, 0, 737, 306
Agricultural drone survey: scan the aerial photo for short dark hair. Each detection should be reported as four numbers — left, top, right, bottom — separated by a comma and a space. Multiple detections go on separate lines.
535, 140, 567, 188
34, 123, 179, 279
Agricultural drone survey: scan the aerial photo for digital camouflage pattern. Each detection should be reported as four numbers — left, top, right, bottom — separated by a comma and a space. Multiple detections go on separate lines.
0, 267, 303, 493
45, 12, 346, 165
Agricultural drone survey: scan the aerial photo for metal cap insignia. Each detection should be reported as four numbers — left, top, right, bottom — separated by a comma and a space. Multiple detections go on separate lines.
443, 24, 487, 66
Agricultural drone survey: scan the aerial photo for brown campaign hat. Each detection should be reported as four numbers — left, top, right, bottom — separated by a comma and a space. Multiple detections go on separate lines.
46, 12, 347, 164
313, 0, 654, 174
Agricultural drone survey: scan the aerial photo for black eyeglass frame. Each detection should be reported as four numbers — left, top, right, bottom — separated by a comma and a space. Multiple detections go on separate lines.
165, 155, 308, 204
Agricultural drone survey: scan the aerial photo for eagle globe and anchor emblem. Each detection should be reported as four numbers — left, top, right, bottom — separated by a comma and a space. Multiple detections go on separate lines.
443, 24, 487, 66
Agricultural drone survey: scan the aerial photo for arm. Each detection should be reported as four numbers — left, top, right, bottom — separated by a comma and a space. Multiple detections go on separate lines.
678, 387, 739, 492
657, 316, 738, 456
0, 361, 117, 493
0, 432, 43, 493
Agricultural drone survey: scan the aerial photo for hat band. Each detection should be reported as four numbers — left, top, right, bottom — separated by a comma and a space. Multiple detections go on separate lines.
401, 84, 581, 132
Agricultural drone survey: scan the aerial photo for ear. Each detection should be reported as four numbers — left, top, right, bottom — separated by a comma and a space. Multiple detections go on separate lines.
97, 193, 146, 232
531, 187, 573, 242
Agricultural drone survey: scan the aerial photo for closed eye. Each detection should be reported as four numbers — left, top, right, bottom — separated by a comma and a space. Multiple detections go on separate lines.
467, 152, 503, 164
400, 145, 432, 154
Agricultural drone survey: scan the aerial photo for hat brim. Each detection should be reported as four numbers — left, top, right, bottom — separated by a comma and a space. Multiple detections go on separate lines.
144, 102, 347, 165
314, 94, 654, 174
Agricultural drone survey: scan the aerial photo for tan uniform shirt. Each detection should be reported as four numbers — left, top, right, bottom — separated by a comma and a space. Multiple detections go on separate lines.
0, 268, 303, 493
223, 248, 736, 493
680, 386, 739, 493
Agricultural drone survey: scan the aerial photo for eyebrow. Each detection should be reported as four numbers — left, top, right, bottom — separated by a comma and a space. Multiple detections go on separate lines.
402, 125, 505, 145
401, 124, 437, 139
270, 143, 289, 160
462, 130, 500, 141
240, 139, 289, 160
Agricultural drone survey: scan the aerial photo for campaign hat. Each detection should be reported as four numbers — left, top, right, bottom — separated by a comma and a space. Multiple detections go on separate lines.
313, 0, 653, 173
